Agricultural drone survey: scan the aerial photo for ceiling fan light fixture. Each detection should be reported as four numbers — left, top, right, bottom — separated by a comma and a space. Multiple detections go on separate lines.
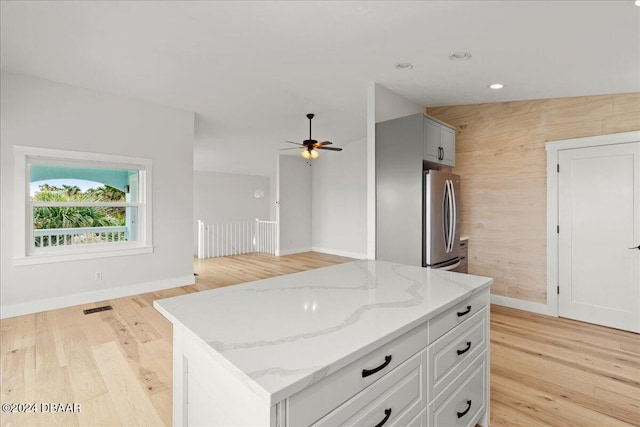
284, 113, 342, 159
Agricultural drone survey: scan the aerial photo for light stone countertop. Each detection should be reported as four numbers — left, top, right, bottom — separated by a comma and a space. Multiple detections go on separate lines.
154, 259, 492, 405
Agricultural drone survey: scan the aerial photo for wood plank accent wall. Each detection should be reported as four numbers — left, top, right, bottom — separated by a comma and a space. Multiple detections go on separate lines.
427, 93, 640, 304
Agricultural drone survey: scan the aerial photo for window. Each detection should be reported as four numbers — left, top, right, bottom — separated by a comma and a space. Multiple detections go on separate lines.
13, 146, 153, 265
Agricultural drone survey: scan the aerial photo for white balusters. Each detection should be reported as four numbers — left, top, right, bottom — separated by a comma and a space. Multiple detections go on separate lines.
197, 219, 278, 259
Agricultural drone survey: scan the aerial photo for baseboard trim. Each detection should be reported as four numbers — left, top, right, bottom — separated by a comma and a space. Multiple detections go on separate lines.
311, 247, 367, 260
278, 247, 313, 256
490, 294, 556, 316
0, 274, 195, 319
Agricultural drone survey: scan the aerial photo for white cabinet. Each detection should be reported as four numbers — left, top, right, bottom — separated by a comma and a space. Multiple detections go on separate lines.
166, 289, 490, 427
288, 323, 427, 426
154, 260, 492, 427
423, 116, 456, 168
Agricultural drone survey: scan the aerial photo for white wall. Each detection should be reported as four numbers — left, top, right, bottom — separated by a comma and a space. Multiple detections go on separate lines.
277, 155, 312, 255
311, 137, 367, 259
193, 171, 270, 255
367, 83, 425, 259
0, 72, 195, 318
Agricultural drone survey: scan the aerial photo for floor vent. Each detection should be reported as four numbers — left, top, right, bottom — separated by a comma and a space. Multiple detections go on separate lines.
83, 305, 113, 315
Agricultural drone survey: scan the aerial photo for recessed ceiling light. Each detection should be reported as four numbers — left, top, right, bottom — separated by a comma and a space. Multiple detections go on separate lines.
489, 83, 504, 90
395, 62, 414, 70
449, 52, 472, 61
636, 0, 640, 6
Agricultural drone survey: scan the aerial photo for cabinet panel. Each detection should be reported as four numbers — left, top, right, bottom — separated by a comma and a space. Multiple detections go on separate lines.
429, 308, 487, 398
429, 353, 486, 427
428, 292, 488, 344
441, 126, 456, 167
376, 114, 424, 266
459, 239, 468, 274
406, 408, 427, 427
288, 323, 427, 426
312, 349, 426, 427
423, 118, 441, 164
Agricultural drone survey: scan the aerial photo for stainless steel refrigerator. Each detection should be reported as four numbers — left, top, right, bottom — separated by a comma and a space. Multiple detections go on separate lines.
423, 170, 461, 270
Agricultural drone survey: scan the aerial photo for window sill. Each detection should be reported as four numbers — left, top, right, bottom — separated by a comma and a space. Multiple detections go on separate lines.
13, 245, 154, 266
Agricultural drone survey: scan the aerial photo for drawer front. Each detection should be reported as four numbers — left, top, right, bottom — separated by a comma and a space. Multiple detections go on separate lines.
313, 349, 426, 427
429, 308, 487, 399
429, 353, 487, 427
459, 240, 468, 271
288, 322, 427, 426
405, 408, 426, 427
428, 291, 488, 344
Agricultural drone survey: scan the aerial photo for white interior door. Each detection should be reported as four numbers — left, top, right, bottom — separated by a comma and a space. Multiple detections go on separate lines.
558, 141, 640, 333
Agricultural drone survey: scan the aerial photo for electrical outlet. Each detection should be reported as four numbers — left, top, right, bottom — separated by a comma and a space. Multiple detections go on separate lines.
94, 272, 103, 281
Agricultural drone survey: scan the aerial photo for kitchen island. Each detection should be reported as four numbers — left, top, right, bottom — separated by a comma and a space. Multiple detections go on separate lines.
154, 260, 492, 427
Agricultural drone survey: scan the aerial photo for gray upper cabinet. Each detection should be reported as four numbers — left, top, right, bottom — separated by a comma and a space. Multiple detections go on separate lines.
423, 118, 441, 164
424, 115, 455, 167
440, 125, 455, 166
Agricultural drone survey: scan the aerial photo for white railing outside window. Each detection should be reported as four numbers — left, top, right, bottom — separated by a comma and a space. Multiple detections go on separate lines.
34, 226, 128, 247
197, 219, 278, 259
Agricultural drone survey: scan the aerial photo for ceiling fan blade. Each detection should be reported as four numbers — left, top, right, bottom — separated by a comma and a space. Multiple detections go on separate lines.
315, 141, 333, 146
317, 146, 343, 151
285, 141, 304, 146
279, 147, 302, 151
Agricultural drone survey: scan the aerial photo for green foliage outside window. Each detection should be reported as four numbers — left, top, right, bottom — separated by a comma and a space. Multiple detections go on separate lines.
33, 184, 126, 230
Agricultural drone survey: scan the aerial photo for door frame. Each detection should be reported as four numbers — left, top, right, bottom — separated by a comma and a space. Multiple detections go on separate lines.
546, 130, 640, 318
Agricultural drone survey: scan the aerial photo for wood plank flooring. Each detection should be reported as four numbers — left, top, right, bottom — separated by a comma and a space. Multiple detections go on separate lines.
1, 252, 639, 426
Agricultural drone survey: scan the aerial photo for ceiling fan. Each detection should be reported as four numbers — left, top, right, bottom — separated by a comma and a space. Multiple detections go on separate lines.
281, 113, 343, 159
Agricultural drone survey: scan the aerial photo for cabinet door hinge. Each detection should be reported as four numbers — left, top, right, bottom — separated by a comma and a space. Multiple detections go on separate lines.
557, 286, 560, 295
557, 164, 560, 172
557, 225, 560, 234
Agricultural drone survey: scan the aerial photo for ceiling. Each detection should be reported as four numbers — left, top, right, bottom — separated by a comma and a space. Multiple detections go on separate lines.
2, 1, 639, 176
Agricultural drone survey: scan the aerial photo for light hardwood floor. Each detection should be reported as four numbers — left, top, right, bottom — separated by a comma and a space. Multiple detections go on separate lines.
1, 252, 639, 426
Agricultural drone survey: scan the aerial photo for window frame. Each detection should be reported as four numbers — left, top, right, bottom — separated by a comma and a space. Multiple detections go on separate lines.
13, 146, 153, 266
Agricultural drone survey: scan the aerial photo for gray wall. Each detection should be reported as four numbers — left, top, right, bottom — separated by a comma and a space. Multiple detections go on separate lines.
0, 72, 195, 317
311, 137, 367, 258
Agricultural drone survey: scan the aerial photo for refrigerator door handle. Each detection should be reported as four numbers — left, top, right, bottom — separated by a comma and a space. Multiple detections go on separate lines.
443, 180, 449, 253
443, 181, 450, 252
445, 179, 454, 253
450, 178, 457, 252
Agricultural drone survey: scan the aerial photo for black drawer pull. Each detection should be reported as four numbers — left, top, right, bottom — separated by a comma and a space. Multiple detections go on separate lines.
456, 341, 472, 355
457, 400, 472, 418
374, 408, 392, 427
362, 355, 392, 377
457, 305, 472, 317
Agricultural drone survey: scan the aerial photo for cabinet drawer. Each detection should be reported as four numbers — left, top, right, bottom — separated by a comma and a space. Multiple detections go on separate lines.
429, 308, 487, 399
459, 240, 468, 258
288, 323, 427, 426
428, 291, 488, 344
312, 349, 426, 427
406, 407, 426, 427
429, 353, 487, 427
